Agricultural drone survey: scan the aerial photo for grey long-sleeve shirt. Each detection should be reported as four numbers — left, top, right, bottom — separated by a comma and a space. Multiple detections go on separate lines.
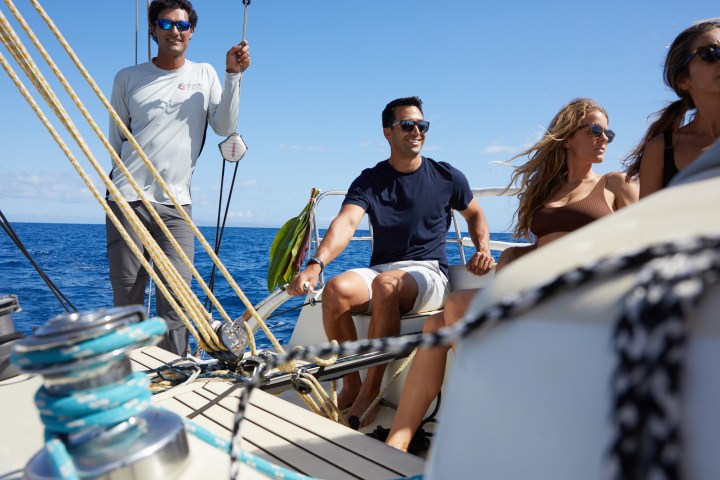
108, 60, 241, 205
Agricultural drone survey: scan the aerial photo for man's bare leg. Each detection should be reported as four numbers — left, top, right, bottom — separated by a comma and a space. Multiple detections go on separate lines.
321, 271, 370, 409
346, 270, 418, 428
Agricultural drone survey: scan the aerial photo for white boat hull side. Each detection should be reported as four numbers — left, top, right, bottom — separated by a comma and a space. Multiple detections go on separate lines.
427, 173, 720, 479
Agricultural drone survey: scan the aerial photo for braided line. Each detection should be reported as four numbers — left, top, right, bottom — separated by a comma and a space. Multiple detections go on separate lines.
607, 249, 720, 480
225, 234, 720, 479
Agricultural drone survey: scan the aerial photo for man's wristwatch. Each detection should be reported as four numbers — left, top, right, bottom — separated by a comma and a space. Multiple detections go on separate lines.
306, 256, 325, 272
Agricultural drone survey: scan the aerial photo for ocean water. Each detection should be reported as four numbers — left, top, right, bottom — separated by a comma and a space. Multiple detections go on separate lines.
0, 223, 515, 349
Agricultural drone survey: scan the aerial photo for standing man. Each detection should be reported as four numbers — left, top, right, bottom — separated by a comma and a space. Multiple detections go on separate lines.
106, 0, 250, 355
288, 96, 494, 427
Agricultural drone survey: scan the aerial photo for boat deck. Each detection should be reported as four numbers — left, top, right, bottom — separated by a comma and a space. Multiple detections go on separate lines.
0, 346, 424, 479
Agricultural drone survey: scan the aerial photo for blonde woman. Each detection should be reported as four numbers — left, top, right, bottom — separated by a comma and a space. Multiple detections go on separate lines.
497, 98, 638, 269
386, 98, 638, 454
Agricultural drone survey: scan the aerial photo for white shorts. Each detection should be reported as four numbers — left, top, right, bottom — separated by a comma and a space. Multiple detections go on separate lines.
348, 260, 449, 315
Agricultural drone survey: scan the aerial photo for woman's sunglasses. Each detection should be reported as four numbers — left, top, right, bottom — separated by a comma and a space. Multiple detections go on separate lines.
391, 120, 430, 134
155, 19, 192, 32
577, 123, 615, 143
683, 44, 720, 67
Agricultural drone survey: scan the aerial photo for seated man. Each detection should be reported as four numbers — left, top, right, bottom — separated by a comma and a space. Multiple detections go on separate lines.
288, 96, 494, 428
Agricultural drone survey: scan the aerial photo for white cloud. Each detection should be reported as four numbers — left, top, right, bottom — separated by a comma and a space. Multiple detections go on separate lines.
479, 144, 517, 155
0, 172, 95, 203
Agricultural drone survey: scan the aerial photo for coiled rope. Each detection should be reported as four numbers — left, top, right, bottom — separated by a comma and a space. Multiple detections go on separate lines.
11, 317, 166, 480
12, 314, 353, 480
227, 234, 720, 480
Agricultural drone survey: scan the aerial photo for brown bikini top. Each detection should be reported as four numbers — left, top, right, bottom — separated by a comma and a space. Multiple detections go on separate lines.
530, 174, 613, 239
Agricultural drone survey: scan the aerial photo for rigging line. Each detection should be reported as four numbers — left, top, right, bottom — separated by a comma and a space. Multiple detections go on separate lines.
205, 160, 228, 311
205, 160, 241, 312
241, 0, 250, 43
266, 299, 322, 320
134, 0, 138, 66
33, 0, 257, 342
205, 0, 252, 312
0, 2, 216, 333
0, 208, 77, 312
146, 0, 151, 62
227, 235, 720, 477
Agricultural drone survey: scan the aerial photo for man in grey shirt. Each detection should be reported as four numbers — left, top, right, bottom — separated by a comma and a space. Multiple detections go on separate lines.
106, 0, 250, 355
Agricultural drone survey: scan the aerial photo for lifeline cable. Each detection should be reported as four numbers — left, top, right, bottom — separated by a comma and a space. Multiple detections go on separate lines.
227, 234, 720, 480
0, 208, 76, 313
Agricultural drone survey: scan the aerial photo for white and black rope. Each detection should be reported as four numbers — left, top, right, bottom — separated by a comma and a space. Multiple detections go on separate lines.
228, 234, 720, 480
607, 248, 720, 480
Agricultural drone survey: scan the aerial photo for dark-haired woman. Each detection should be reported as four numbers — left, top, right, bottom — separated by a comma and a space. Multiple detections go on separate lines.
624, 19, 720, 197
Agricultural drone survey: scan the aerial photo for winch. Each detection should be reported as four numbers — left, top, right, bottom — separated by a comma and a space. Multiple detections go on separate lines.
12, 306, 189, 480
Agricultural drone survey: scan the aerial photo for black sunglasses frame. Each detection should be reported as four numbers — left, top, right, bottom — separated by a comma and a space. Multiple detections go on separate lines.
391, 120, 430, 134
577, 123, 615, 143
683, 44, 720, 67
155, 19, 192, 32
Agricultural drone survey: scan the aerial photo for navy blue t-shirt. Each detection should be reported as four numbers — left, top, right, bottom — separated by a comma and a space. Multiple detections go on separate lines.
342, 157, 473, 276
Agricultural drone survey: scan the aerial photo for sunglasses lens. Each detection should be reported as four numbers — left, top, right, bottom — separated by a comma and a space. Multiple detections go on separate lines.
697, 45, 720, 63
394, 120, 430, 133
157, 19, 190, 31
588, 124, 615, 142
399, 121, 414, 132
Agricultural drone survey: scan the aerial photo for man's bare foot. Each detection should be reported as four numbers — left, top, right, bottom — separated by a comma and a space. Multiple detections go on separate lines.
346, 393, 380, 429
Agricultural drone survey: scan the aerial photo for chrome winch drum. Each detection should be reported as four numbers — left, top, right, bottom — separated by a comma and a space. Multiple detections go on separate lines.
13, 306, 189, 479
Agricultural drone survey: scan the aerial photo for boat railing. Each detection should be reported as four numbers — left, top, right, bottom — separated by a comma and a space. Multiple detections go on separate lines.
310, 187, 529, 285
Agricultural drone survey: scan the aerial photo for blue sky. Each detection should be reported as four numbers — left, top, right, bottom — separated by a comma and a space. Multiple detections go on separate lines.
0, 1, 713, 232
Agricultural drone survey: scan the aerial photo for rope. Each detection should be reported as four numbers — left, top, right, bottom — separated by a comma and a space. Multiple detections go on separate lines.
227, 234, 720, 479
22, 0, 289, 360
180, 400, 425, 480
0, 208, 77, 312
7, 0, 225, 344
0, 20, 213, 352
205, 160, 241, 313
359, 347, 417, 426
607, 249, 720, 480
0, 0, 292, 360
12, 317, 167, 480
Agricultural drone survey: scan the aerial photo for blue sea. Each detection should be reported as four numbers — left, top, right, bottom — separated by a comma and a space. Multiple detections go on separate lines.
0, 223, 514, 349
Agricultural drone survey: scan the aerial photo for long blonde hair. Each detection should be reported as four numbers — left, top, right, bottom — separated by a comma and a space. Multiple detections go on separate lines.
506, 98, 609, 240
623, 18, 720, 181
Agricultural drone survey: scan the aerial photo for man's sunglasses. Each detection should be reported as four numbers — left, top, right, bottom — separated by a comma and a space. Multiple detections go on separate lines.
577, 123, 615, 143
156, 19, 192, 32
683, 44, 720, 67
391, 120, 430, 134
